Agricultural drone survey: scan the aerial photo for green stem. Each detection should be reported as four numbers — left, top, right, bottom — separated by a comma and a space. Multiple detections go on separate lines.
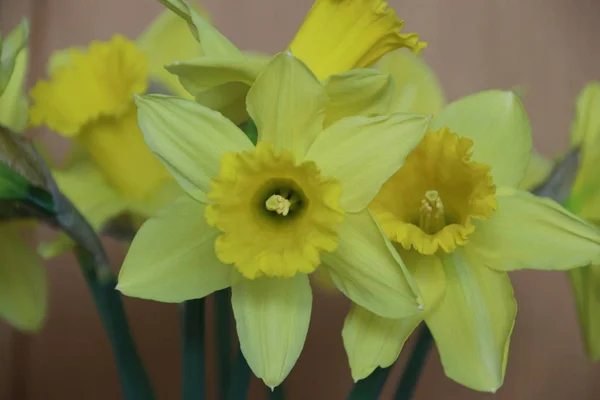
347, 365, 393, 400
394, 326, 433, 400
227, 349, 252, 400
215, 289, 231, 400
269, 385, 286, 400
181, 298, 206, 400
75, 247, 155, 400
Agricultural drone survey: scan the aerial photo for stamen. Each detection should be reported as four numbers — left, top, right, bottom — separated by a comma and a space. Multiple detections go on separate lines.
419, 190, 446, 234
266, 194, 292, 216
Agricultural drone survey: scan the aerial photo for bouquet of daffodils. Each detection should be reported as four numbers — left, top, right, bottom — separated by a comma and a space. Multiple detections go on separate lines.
3, 0, 600, 398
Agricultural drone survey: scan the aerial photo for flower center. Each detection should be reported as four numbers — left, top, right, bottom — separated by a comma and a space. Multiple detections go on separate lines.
419, 190, 445, 234
205, 142, 344, 279
370, 128, 497, 255
29, 35, 170, 200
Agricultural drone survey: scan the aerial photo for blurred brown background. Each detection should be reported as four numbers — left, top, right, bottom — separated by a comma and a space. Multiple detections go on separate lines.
2, 0, 600, 399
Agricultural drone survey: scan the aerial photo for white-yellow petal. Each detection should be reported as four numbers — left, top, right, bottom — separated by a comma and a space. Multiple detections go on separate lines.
135, 94, 253, 201
231, 273, 312, 388
323, 209, 421, 318
118, 196, 232, 302
306, 113, 429, 212
470, 188, 600, 271
431, 90, 532, 188
248, 53, 326, 160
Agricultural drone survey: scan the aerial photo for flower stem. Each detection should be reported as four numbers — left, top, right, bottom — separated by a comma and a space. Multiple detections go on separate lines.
75, 246, 155, 400
215, 289, 232, 400
181, 298, 206, 400
394, 326, 433, 400
227, 349, 252, 400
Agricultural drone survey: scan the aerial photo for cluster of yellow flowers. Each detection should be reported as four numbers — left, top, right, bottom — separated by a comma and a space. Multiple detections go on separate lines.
3, 0, 600, 393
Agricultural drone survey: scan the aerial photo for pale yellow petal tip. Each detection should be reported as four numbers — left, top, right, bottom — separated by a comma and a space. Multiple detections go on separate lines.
510, 85, 528, 101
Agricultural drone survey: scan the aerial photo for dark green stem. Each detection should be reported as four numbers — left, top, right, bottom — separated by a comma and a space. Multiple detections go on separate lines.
347, 365, 393, 400
394, 326, 433, 400
215, 289, 231, 400
75, 247, 155, 400
181, 298, 206, 400
269, 385, 286, 400
227, 349, 252, 400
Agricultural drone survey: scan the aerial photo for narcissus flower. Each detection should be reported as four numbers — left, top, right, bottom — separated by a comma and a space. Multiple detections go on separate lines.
29, 9, 204, 256
522, 82, 600, 362
0, 20, 47, 332
117, 53, 430, 387
154, 0, 425, 123
343, 90, 600, 392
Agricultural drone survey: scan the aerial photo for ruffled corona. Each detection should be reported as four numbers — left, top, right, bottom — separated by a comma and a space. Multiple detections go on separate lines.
205, 142, 344, 279
370, 128, 497, 255
29, 35, 171, 200
289, 0, 426, 80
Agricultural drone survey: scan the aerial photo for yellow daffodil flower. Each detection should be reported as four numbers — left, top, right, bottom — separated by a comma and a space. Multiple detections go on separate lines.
154, 0, 425, 124
117, 53, 431, 387
28, 8, 205, 256
343, 90, 600, 392
0, 19, 47, 332
521, 83, 600, 361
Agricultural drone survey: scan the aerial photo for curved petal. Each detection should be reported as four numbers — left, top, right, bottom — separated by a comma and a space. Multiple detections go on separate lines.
117, 196, 232, 302
469, 188, 600, 271
0, 19, 29, 95
195, 82, 250, 125
431, 90, 532, 188
377, 49, 445, 115
306, 113, 429, 212
569, 265, 600, 361
247, 53, 327, 160
231, 273, 312, 388
135, 94, 253, 201
136, 7, 204, 96
154, 0, 240, 57
518, 151, 554, 190
0, 49, 28, 132
570, 82, 600, 151
426, 248, 516, 392
322, 209, 421, 318
0, 222, 47, 332
323, 69, 396, 127
343, 250, 444, 380
166, 54, 268, 95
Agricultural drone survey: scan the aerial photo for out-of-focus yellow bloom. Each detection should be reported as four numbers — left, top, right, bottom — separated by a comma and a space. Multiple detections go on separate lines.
521, 83, 600, 361
117, 54, 431, 387
344, 90, 600, 392
0, 20, 47, 332
154, 0, 425, 124
29, 9, 204, 256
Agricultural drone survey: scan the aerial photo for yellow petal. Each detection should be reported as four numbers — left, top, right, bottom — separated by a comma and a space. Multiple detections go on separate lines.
0, 19, 29, 95
118, 196, 231, 302
343, 250, 444, 380
431, 90, 532, 188
52, 158, 127, 230
426, 248, 516, 392
469, 188, 600, 271
136, 7, 204, 96
569, 265, 600, 361
247, 53, 326, 160
0, 49, 28, 132
570, 82, 600, 151
323, 68, 395, 127
155, 0, 240, 57
289, 0, 425, 80
377, 49, 445, 115
231, 273, 312, 388
518, 151, 554, 190
194, 82, 250, 126
0, 222, 47, 332
322, 209, 421, 318
166, 55, 268, 95
306, 113, 429, 212
135, 94, 253, 201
